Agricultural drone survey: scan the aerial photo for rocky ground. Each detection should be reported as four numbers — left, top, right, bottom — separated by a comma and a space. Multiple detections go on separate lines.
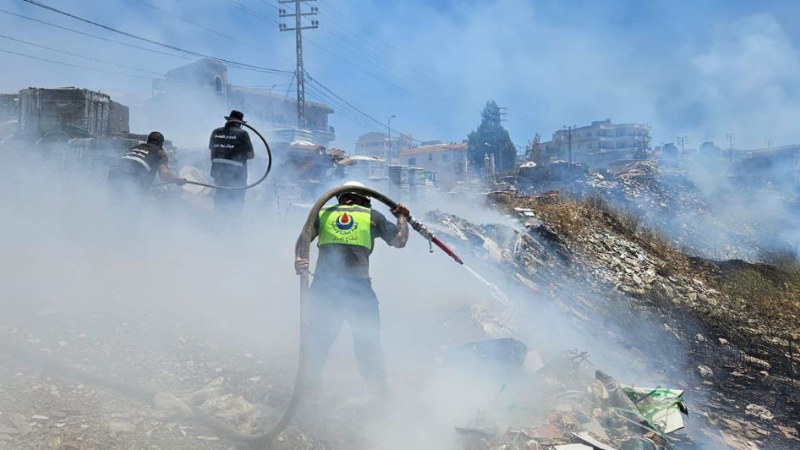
423, 189, 800, 449
516, 159, 800, 261
2, 164, 800, 449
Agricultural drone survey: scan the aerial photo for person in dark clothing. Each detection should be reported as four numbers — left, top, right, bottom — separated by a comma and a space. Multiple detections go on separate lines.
209, 110, 254, 216
294, 181, 410, 401
107, 131, 185, 205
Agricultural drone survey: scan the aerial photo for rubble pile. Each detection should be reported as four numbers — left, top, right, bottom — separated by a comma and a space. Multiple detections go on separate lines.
457, 350, 691, 450
424, 195, 800, 449
575, 160, 765, 260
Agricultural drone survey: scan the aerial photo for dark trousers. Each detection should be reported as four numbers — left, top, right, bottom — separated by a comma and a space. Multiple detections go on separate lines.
304, 277, 388, 396
211, 167, 247, 217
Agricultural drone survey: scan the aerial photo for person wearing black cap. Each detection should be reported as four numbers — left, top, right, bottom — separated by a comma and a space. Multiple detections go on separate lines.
107, 131, 185, 202
208, 110, 255, 217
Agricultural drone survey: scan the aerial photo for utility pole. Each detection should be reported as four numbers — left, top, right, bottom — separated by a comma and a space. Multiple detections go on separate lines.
387, 114, 396, 164
563, 125, 576, 165
726, 132, 735, 163
279, 0, 318, 130
677, 135, 689, 158
498, 106, 508, 124
766, 138, 773, 149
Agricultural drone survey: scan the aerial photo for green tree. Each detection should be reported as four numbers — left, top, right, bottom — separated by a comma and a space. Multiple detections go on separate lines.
467, 100, 516, 173
525, 133, 545, 166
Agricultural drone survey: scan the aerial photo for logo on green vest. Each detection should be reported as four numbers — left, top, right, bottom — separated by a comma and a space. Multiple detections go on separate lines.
334, 212, 357, 231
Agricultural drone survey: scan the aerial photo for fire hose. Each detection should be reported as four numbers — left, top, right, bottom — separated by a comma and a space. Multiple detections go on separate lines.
0, 186, 464, 448
151, 119, 272, 190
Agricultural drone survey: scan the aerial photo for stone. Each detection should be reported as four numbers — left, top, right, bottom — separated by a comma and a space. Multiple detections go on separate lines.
745, 404, 774, 421
697, 365, 714, 378
108, 421, 136, 433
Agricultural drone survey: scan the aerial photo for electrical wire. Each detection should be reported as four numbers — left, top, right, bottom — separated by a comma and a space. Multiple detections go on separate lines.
308, 78, 415, 138
0, 8, 192, 61
18, 0, 293, 76
222, 0, 280, 25
129, 0, 291, 63
0, 47, 155, 80
0, 33, 162, 76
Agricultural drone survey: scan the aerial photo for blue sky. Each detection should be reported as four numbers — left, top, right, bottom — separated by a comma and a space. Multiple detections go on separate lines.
2, 0, 800, 150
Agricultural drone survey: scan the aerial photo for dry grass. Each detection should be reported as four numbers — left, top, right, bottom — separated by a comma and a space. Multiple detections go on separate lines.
501, 191, 800, 333
716, 259, 800, 332
523, 194, 689, 274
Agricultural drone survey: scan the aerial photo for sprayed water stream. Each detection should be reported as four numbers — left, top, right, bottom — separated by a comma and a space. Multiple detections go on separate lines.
463, 264, 512, 308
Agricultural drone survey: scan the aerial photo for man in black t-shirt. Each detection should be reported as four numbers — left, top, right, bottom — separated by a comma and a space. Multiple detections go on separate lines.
295, 181, 409, 402
208, 110, 254, 217
107, 131, 185, 202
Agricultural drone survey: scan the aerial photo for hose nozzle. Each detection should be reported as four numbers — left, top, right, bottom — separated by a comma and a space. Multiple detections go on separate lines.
409, 217, 464, 265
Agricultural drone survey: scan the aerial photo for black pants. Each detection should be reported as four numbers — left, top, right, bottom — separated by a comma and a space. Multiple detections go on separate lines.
211, 168, 247, 217
304, 277, 388, 395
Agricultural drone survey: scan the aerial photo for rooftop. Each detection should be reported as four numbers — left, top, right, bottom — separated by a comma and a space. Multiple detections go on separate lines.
400, 142, 467, 156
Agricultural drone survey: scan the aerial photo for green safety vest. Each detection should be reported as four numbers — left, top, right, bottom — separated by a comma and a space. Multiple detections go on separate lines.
318, 204, 373, 250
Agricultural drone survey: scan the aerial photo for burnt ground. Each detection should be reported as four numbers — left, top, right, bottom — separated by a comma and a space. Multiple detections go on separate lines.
466, 191, 800, 448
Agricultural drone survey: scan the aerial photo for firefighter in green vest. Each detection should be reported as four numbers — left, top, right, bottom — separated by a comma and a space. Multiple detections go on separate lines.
294, 181, 409, 402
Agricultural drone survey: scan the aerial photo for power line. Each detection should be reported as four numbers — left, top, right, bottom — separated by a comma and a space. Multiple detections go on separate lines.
308, 78, 388, 130
317, 0, 397, 53
222, 0, 280, 25
211, 0, 448, 104
306, 89, 375, 131
0, 33, 162, 75
18, 0, 293, 76
313, 0, 463, 104
306, 83, 379, 130
255, 0, 281, 11
199, 0, 472, 122
313, 12, 450, 101
308, 78, 418, 141
0, 8, 192, 61
128, 0, 291, 62
0, 47, 154, 80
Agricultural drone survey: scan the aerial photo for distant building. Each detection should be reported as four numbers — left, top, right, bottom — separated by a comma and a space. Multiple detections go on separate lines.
661, 142, 679, 160
0, 93, 19, 122
399, 142, 469, 186
354, 131, 413, 159
16, 87, 129, 139
543, 119, 650, 167
152, 59, 335, 148
699, 141, 721, 159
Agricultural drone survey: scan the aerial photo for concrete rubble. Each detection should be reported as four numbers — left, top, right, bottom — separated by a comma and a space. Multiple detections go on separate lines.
421, 192, 799, 449
513, 159, 784, 261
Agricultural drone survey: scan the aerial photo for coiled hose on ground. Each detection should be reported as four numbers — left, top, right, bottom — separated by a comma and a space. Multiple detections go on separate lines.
152, 119, 272, 190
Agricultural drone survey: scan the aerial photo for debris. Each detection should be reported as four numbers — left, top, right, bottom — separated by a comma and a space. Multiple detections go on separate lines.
594, 371, 638, 415
623, 387, 687, 434
108, 421, 136, 433
588, 380, 609, 401
553, 445, 592, 450
697, 365, 714, 378
529, 423, 563, 440
446, 338, 528, 371
573, 431, 618, 450
744, 404, 773, 421
580, 420, 609, 440
776, 425, 800, 441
